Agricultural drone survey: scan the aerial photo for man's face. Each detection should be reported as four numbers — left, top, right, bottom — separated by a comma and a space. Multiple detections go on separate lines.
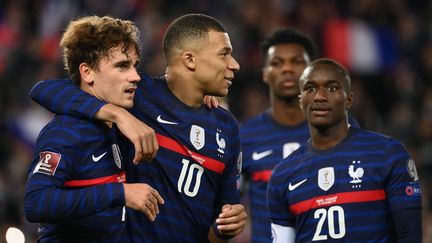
194, 30, 240, 97
263, 43, 310, 100
89, 46, 140, 109
299, 63, 353, 129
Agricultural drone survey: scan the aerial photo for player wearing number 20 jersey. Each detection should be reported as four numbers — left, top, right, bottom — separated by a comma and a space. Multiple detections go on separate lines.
29, 73, 242, 242
267, 126, 422, 242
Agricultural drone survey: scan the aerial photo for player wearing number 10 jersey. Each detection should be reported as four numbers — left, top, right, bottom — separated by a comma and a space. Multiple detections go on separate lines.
267, 58, 422, 242
29, 14, 245, 242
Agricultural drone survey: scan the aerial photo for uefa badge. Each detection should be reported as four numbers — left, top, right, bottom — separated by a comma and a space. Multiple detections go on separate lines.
407, 159, 419, 181
318, 167, 335, 191
190, 125, 205, 150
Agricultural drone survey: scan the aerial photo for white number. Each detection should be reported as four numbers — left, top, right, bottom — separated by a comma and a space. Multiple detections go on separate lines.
312, 206, 346, 241
177, 159, 204, 197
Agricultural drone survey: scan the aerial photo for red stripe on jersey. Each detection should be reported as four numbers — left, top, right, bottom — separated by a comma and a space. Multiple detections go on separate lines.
64, 171, 126, 187
156, 133, 225, 174
251, 170, 272, 182
290, 190, 386, 215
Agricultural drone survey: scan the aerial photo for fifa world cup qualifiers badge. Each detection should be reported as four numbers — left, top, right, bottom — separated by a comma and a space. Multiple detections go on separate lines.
33, 151, 61, 176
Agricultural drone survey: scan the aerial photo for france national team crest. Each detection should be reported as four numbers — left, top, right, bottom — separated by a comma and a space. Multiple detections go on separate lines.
318, 167, 334, 191
190, 125, 205, 150
216, 129, 226, 154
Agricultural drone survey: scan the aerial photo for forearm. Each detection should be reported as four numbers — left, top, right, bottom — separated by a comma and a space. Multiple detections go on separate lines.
24, 183, 124, 223
393, 208, 422, 242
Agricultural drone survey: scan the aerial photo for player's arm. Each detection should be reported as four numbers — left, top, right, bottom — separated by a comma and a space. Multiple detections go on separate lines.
392, 208, 422, 242
211, 125, 247, 239
267, 164, 296, 243
30, 79, 157, 163
24, 174, 125, 223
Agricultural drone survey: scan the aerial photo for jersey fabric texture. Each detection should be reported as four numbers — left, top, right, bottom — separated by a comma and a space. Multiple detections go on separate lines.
240, 111, 308, 242
240, 111, 359, 242
30, 75, 242, 242
267, 126, 422, 242
24, 116, 127, 243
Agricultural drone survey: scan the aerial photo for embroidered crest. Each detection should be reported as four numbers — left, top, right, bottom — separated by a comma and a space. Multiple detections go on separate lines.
348, 160, 364, 188
216, 129, 226, 154
318, 167, 334, 191
190, 125, 205, 150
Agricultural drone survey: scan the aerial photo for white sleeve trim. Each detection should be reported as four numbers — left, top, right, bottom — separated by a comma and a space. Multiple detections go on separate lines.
271, 223, 296, 243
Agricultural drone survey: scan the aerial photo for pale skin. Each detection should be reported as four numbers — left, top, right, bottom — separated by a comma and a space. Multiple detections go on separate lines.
79, 45, 164, 221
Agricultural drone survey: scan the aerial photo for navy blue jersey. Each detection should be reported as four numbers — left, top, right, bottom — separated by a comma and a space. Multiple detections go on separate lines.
24, 116, 128, 243
267, 126, 422, 242
240, 111, 309, 242
241, 111, 359, 243
30, 75, 242, 242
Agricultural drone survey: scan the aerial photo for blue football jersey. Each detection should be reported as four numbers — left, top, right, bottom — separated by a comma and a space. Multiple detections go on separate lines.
240, 111, 309, 242
267, 126, 422, 242
24, 116, 128, 243
30, 75, 242, 242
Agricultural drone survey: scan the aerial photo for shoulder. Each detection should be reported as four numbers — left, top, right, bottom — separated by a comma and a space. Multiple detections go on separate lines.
36, 115, 102, 148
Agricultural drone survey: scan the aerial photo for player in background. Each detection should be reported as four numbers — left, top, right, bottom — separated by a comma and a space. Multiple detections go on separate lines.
24, 16, 164, 242
240, 28, 358, 242
268, 58, 422, 242
29, 14, 247, 242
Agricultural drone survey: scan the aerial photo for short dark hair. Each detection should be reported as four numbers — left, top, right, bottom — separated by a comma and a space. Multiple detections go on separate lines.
162, 13, 226, 61
307, 58, 351, 92
260, 28, 316, 61
60, 16, 140, 84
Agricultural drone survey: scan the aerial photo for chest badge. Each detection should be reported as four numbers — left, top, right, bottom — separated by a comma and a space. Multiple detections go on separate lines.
216, 129, 226, 154
349, 160, 364, 188
318, 167, 334, 191
190, 125, 205, 150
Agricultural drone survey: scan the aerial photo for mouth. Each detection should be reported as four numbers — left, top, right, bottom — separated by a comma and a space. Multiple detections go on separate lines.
124, 87, 137, 96
311, 105, 331, 116
224, 76, 234, 87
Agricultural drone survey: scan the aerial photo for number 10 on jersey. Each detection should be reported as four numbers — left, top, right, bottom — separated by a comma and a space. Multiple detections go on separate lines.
177, 159, 204, 197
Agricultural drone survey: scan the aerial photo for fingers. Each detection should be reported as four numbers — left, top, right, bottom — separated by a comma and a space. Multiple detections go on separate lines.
132, 128, 158, 164
211, 97, 219, 108
215, 204, 247, 236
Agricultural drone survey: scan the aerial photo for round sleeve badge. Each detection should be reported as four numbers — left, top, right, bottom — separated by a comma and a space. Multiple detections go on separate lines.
406, 159, 419, 181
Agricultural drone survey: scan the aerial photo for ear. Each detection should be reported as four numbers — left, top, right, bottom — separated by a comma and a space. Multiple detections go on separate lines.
262, 67, 269, 85
182, 51, 196, 70
79, 63, 94, 85
345, 92, 354, 110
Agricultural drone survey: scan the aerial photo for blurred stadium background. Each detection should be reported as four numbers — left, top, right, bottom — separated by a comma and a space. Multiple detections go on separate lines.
1, 0, 432, 242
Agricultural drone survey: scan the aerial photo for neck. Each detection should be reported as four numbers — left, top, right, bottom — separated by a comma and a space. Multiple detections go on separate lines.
165, 68, 203, 107
271, 96, 305, 126
309, 121, 350, 150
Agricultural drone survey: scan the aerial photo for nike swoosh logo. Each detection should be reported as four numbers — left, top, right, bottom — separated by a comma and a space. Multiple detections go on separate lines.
252, 150, 273, 161
157, 115, 178, 125
288, 179, 307, 191
92, 152, 107, 162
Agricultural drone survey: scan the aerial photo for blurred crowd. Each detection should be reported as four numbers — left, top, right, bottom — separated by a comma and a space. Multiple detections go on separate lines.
1, 0, 432, 242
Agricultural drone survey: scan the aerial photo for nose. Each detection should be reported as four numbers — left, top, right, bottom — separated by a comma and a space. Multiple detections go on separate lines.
314, 87, 328, 101
228, 56, 240, 72
281, 61, 294, 73
129, 68, 141, 83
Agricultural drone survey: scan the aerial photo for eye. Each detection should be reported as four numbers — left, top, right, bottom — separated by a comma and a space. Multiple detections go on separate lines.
304, 85, 315, 93
269, 59, 282, 67
327, 85, 339, 92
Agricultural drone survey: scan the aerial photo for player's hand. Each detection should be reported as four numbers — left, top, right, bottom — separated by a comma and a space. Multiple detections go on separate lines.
215, 204, 247, 237
123, 183, 164, 221
110, 105, 159, 164
203, 96, 219, 108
